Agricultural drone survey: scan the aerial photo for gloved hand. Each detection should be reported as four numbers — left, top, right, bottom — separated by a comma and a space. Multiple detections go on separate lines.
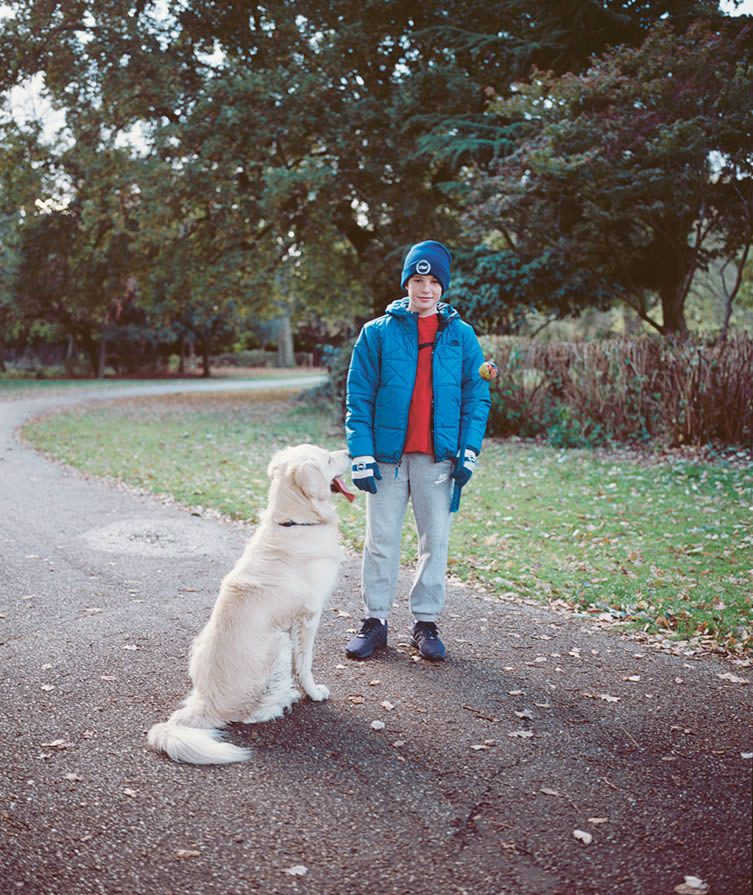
450, 448, 478, 513
351, 456, 382, 494
452, 448, 478, 488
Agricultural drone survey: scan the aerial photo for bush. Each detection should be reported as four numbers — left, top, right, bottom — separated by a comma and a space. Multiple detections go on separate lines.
484, 335, 753, 447
210, 350, 277, 367
303, 339, 356, 415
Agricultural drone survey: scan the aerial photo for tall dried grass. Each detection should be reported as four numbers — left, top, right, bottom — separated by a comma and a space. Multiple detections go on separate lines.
483, 335, 753, 447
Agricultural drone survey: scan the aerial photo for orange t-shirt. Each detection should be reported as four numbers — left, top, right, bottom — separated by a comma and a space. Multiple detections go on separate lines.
403, 313, 439, 455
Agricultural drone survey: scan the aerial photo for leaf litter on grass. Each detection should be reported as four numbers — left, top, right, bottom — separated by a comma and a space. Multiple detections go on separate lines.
22, 396, 753, 657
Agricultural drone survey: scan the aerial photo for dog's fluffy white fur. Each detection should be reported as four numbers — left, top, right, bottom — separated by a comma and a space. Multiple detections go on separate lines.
147, 444, 350, 765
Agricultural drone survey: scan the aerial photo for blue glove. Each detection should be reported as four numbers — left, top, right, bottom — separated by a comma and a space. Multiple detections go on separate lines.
452, 448, 478, 488
351, 456, 382, 494
450, 448, 478, 513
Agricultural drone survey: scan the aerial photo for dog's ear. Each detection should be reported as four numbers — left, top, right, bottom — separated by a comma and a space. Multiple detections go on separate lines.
293, 459, 327, 500
268, 448, 291, 480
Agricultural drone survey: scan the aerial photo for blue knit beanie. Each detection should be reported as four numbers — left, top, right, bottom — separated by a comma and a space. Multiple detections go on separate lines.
400, 240, 452, 294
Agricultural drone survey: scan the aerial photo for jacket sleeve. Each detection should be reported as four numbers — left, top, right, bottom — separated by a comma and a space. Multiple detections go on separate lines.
459, 324, 491, 454
345, 323, 381, 458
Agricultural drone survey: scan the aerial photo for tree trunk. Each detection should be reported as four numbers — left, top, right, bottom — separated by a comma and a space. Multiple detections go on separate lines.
276, 313, 295, 368
178, 336, 186, 375
97, 333, 107, 379
200, 340, 211, 377
659, 283, 689, 338
80, 331, 99, 377
718, 240, 751, 344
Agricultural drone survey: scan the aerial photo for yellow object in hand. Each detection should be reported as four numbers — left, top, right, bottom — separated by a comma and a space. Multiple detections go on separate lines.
478, 360, 498, 381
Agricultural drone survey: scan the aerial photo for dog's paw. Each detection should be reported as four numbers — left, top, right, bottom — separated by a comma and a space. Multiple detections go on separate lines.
307, 683, 330, 702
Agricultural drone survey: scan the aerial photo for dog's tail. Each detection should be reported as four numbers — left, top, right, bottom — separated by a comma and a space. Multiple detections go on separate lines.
147, 700, 251, 765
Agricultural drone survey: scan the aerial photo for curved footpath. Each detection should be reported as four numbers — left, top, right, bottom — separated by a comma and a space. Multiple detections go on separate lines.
0, 381, 750, 895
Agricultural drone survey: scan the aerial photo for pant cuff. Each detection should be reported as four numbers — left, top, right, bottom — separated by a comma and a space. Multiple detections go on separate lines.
412, 613, 439, 623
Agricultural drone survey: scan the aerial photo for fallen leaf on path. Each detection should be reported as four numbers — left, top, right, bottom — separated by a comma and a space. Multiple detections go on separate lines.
175, 849, 201, 860
623, 675, 641, 682
540, 788, 560, 797
573, 829, 593, 845
741, 752, 753, 759
368, 679, 381, 686
40, 685, 55, 692
674, 876, 708, 894
380, 701, 394, 711
122, 644, 139, 651
370, 720, 385, 731
285, 865, 308, 876
41, 739, 74, 750
588, 817, 608, 824
347, 695, 365, 704
123, 788, 138, 798
717, 672, 749, 685
508, 730, 534, 739
64, 773, 82, 782
514, 709, 534, 720
470, 743, 491, 751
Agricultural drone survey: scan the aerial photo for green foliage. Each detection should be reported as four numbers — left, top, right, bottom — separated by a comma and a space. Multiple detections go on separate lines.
461, 18, 753, 336
1, 0, 748, 364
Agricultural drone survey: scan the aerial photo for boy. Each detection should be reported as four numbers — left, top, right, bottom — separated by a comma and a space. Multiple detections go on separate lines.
345, 240, 491, 661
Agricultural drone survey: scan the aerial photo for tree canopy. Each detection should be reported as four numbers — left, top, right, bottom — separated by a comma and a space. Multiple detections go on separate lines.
452, 16, 753, 336
0, 0, 750, 374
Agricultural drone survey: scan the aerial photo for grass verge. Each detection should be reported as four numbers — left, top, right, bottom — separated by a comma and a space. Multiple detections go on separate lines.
22, 390, 753, 657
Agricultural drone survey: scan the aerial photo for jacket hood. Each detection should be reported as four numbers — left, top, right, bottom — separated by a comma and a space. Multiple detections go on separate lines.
385, 297, 459, 321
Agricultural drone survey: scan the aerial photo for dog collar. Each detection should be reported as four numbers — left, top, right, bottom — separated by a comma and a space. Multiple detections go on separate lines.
278, 520, 322, 527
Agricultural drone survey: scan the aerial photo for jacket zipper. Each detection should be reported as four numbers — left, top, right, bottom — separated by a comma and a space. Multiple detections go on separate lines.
431, 318, 449, 462
395, 312, 419, 466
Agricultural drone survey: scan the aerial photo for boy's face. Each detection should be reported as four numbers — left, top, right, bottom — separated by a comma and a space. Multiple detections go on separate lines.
406, 274, 442, 316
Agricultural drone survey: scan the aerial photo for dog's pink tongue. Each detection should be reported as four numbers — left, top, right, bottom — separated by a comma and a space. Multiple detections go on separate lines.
331, 475, 356, 502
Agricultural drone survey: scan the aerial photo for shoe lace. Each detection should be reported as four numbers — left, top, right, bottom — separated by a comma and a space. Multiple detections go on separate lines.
416, 621, 439, 639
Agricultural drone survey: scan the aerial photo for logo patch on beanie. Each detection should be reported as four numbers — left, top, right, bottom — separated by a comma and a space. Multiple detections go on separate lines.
416, 260, 431, 275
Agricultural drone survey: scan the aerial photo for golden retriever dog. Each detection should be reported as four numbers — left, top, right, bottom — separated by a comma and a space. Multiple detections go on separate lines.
147, 444, 353, 764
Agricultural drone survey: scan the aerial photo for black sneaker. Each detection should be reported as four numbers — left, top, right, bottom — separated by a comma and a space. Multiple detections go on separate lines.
346, 618, 388, 660
411, 621, 446, 661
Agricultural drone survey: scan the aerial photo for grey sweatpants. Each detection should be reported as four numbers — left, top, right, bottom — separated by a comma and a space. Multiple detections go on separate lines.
361, 453, 454, 622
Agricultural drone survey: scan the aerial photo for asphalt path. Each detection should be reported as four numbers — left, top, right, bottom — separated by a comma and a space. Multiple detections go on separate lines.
1, 380, 751, 895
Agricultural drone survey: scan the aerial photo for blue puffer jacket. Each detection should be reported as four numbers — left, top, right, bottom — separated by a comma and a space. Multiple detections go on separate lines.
345, 298, 491, 463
